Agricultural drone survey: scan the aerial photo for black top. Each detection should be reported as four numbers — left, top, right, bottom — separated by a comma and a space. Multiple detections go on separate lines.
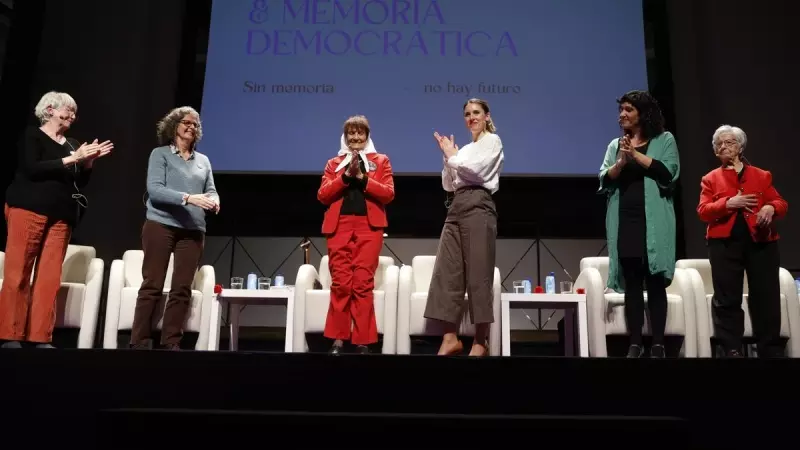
339, 158, 367, 216
5, 127, 92, 226
612, 143, 673, 259
728, 165, 750, 240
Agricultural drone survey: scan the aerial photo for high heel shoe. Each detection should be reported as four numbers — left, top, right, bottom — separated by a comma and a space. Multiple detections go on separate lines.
437, 339, 463, 355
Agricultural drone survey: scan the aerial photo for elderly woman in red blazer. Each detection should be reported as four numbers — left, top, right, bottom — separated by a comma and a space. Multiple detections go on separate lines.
698, 124, 788, 358
317, 115, 395, 354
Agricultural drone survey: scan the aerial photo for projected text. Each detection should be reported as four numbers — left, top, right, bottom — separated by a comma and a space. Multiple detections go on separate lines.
246, 0, 519, 57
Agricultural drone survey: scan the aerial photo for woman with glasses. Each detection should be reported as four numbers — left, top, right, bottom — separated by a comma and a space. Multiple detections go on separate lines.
0, 91, 113, 348
129, 106, 220, 350
698, 125, 788, 358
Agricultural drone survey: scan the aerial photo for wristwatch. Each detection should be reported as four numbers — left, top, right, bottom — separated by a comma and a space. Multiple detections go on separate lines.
181, 193, 190, 205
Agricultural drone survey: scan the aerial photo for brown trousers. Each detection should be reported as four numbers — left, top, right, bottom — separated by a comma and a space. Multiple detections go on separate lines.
0, 204, 71, 343
424, 187, 497, 325
131, 220, 204, 346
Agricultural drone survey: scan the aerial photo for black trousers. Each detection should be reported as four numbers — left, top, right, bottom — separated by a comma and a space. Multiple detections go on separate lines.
708, 238, 783, 357
620, 257, 668, 346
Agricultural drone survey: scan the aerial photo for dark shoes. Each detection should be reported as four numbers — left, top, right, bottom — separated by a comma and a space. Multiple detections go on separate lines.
626, 344, 644, 358
328, 343, 371, 355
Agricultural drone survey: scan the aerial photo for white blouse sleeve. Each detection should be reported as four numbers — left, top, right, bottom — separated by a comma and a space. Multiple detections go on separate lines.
445, 134, 503, 185
441, 156, 456, 192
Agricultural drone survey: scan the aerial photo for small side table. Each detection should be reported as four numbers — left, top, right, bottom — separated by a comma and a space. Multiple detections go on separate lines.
208, 287, 295, 352
501, 293, 589, 357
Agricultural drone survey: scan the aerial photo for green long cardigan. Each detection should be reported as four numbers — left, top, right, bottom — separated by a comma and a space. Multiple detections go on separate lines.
598, 131, 680, 292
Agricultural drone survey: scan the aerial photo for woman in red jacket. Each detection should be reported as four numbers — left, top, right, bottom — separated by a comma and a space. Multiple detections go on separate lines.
697, 125, 788, 358
317, 115, 395, 354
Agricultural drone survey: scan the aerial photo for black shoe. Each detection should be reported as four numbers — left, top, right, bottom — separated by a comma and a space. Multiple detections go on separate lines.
35, 343, 56, 349
650, 344, 665, 358
329, 343, 343, 355
0, 341, 22, 349
130, 339, 153, 350
724, 349, 744, 358
356, 345, 370, 354
626, 344, 644, 358
163, 343, 181, 351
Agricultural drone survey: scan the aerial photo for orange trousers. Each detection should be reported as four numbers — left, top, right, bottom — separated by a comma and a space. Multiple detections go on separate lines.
0, 204, 71, 343
324, 215, 382, 345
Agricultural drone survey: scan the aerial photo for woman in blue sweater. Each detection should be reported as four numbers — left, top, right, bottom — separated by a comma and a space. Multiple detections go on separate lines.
130, 106, 220, 350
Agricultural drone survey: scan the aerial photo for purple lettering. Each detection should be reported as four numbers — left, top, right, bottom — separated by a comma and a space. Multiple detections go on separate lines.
283, 0, 309, 23
405, 30, 428, 55
332, 0, 359, 24
496, 32, 518, 56
422, 0, 444, 24
363, 0, 389, 25
324, 30, 351, 55
354, 30, 380, 55
383, 31, 402, 55
311, 0, 331, 24
246, 30, 271, 54
392, 0, 411, 24
464, 31, 490, 57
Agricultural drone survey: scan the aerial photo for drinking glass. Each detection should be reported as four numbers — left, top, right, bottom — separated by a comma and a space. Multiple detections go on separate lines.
230, 277, 244, 289
560, 281, 574, 294
512, 280, 525, 294
258, 277, 271, 290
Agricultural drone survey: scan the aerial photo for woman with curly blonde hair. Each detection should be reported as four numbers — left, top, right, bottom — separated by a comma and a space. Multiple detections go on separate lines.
130, 106, 220, 350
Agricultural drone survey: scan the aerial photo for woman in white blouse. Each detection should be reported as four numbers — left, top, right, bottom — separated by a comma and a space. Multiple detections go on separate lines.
423, 98, 504, 356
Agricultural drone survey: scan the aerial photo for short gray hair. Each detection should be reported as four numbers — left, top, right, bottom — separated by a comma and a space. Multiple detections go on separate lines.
34, 91, 77, 124
156, 106, 203, 148
712, 124, 747, 152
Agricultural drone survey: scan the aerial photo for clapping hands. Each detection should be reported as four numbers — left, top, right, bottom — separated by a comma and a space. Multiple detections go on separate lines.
434, 132, 458, 160
73, 139, 114, 165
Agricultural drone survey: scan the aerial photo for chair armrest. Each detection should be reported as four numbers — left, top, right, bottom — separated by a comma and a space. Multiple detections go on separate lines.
293, 263, 319, 352
683, 268, 712, 357
194, 265, 215, 350
779, 268, 800, 357
103, 259, 125, 349
396, 264, 414, 354
77, 258, 104, 349
381, 264, 400, 354
575, 267, 607, 357
669, 268, 697, 357
489, 267, 502, 356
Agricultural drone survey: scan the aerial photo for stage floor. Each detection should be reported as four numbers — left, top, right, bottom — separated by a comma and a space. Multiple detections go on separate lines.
2, 349, 796, 449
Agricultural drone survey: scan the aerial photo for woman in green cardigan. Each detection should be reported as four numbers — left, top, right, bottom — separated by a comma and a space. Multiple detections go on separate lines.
598, 90, 680, 358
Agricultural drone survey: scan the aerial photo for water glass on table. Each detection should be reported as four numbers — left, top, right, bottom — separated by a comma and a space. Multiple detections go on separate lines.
560, 280, 573, 294
512, 280, 525, 294
258, 277, 271, 290
230, 277, 244, 289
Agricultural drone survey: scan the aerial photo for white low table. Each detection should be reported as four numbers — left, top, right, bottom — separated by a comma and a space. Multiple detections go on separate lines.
208, 287, 295, 352
501, 293, 589, 357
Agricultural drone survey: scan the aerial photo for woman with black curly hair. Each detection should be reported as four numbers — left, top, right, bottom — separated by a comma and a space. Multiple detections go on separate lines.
130, 106, 220, 350
598, 90, 680, 358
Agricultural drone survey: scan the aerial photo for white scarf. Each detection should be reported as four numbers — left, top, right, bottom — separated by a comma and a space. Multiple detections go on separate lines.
335, 134, 377, 173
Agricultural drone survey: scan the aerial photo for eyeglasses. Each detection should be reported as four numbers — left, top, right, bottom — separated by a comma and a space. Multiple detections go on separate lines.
180, 120, 199, 128
715, 139, 738, 149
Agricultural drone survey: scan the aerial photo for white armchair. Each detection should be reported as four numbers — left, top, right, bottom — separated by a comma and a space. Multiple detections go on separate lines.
293, 255, 398, 354
675, 259, 800, 357
396, 255, 501, 356
576, 257, 697, 357
103, 250, 215, 350
0, 245, 103, 348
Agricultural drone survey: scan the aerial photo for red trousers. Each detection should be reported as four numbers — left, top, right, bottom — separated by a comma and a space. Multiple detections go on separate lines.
0, 204, 71, 343
324, 215, 383, 345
